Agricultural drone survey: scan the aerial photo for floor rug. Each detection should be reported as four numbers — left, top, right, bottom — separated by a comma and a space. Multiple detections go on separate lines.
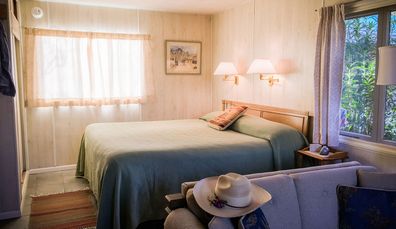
30, 190, 97, 229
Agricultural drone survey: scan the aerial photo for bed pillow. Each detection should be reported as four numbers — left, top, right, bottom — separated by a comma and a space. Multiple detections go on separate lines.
357, 170, 396, 190
230, 114, 307, 142
229, 115, 308, 169
337, 185, 396, 228
208, 106, 248, 130
199, 111, 224, 122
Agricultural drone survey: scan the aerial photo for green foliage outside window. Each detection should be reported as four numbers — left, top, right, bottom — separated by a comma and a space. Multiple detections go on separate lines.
384, 12, 396, 141
341, 15, 378, 136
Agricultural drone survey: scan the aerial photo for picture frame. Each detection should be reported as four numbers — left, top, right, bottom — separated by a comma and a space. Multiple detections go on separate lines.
165, 40, 202, 75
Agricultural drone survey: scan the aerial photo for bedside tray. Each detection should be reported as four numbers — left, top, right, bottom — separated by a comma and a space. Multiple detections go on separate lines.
298, 147, 348, 161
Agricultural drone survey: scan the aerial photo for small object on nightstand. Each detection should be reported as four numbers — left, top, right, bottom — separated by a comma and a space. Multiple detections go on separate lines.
309, 143, 322, 152
319, 146, 330, 155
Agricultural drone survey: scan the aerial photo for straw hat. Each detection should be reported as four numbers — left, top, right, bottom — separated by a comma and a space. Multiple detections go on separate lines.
193, 173, 271, 218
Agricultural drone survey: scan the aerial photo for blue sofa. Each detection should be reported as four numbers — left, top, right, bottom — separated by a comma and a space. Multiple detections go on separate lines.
164, 161, 376, 229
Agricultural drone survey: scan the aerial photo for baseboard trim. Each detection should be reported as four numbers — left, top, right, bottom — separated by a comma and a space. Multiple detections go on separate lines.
0, 210, 21, 220
29, 164, 76, 175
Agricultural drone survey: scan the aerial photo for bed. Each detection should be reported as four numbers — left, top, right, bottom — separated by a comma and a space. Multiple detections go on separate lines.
76, 100, 309, 229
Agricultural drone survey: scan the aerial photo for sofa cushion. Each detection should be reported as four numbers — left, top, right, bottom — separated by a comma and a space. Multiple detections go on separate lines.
357, 170, 396, 190
337, 185, 396, 228
208, 217, 235, 229
251, 174, 302, 229
290, 166, 375, 229
181, 161, 364, 196
246, 161, 362, 180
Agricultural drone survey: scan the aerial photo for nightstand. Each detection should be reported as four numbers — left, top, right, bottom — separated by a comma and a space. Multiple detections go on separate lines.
296, 147, 348, 168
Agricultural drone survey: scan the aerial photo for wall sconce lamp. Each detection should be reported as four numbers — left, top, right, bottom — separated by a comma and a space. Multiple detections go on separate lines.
247, 59, 278, 86
214, 62, 239, 85
377, 46, 396, 85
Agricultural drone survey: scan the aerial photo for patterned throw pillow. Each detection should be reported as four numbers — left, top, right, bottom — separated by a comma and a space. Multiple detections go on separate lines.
208, 106, 248, 130
337, 185, 396, 229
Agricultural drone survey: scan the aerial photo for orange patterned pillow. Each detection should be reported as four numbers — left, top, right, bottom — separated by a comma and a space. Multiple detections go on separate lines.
208, 106, 248, 130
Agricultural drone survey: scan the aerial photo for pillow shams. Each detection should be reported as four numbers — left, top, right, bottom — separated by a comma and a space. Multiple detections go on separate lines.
208, 106, 248, 130
199, 111, 224, 122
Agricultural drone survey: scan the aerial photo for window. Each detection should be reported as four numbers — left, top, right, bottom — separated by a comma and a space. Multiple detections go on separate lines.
340, 6, 396, 145
24, 29, 151, 107
384, 11, 396, 141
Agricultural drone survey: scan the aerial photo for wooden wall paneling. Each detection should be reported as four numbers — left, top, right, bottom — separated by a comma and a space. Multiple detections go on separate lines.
20, 0, 48, 28
255, 0, 317, 112
139, 10, 164, 121
212, 0, 321, 114
53, 107, 91, 166
21, 1, 140, 32
140, 11, 212, 121
212, 2, 254, 109
26, 108, 55, 168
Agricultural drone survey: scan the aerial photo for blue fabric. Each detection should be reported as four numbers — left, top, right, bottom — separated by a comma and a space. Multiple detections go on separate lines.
0, 22, 15, 97
337, 185, 396, 229
239, 208, 270, 229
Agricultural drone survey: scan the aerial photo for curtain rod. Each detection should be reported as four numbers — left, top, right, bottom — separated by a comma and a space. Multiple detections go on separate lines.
24, 27, 151, 40
314, 0, 360, 12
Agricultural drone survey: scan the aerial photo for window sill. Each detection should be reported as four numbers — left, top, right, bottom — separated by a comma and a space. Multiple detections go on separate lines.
339, 135, 396, 157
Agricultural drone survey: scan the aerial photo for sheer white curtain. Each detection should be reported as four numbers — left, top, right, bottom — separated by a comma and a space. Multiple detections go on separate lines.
313, 5, 346, 147
23, 28, 154, 168
24, 28, 153, 107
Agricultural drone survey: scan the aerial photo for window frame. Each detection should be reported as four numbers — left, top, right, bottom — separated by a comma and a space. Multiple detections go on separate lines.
340, 4, 396, 146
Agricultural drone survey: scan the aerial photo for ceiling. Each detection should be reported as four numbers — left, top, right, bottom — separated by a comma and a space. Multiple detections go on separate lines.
41, 0, 251, 14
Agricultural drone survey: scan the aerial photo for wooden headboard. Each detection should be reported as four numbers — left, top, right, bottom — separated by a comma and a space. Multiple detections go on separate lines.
222, 100, 310, 137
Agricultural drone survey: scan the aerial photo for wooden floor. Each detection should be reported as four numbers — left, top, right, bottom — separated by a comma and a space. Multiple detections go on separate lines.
0, 169, 90, 229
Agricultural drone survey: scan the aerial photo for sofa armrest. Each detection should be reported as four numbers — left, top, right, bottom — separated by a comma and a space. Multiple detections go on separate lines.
165, 208, 206, 229
165, 193, 187, 214
182, 181, 197, 196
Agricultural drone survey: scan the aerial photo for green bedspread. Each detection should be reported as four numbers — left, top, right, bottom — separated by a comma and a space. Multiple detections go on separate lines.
76, 118, 307, 229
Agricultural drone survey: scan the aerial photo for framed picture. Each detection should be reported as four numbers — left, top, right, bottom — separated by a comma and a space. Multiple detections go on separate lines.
165, 40, 202, 75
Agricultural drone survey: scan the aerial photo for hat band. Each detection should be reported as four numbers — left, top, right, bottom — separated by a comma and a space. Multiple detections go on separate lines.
208, 193, 250, 209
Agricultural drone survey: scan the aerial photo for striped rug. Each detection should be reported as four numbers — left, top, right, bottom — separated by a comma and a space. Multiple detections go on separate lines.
30, 190, 97, 229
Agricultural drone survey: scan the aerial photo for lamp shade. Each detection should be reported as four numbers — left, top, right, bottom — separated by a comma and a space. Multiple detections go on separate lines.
214, 62, 238, 75
377, 46, 396, 85
247, 59, 276, 74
